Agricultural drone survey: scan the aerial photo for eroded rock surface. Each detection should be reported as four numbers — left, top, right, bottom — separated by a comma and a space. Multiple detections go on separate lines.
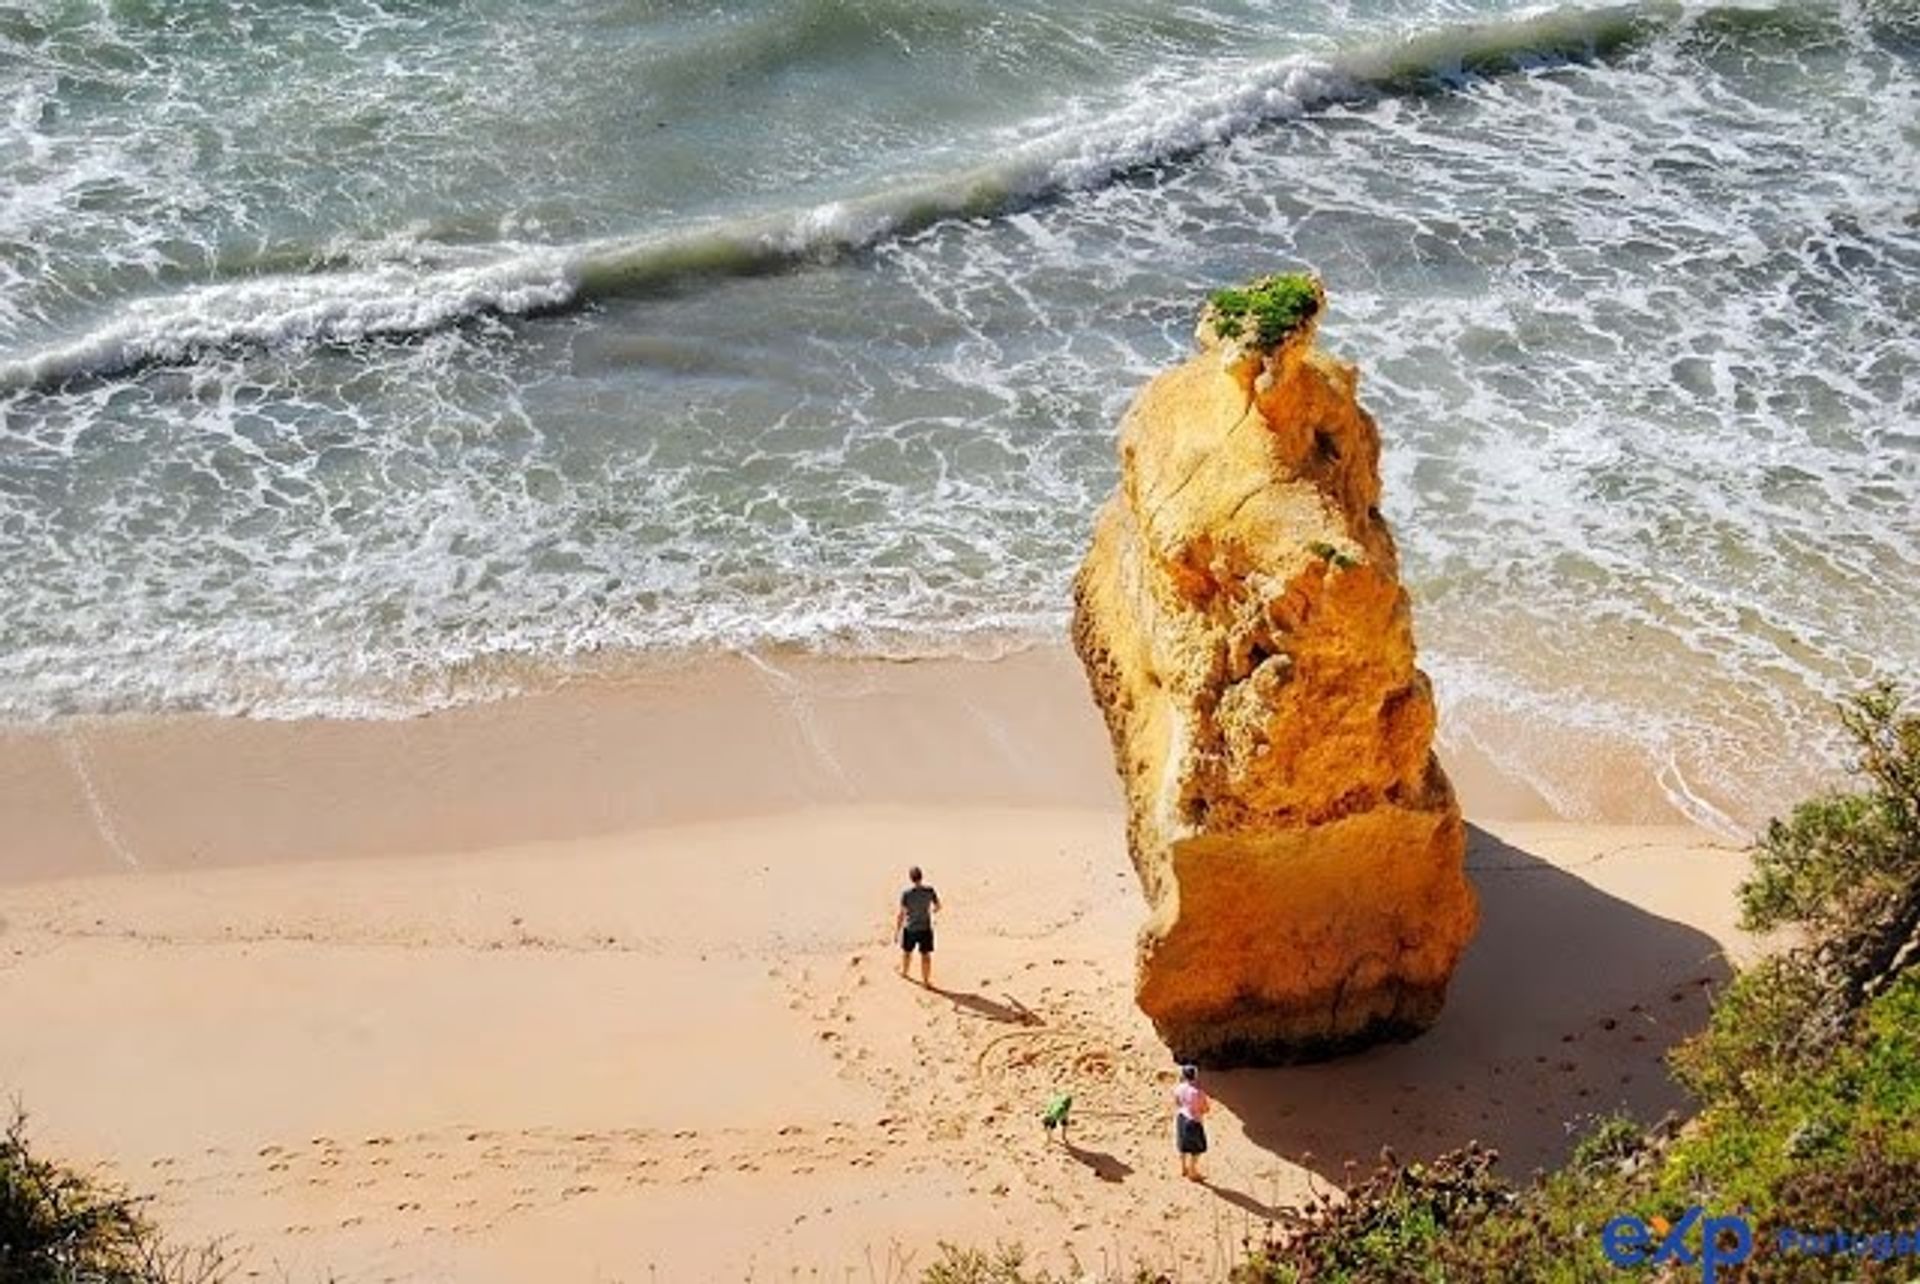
1071, 278, 1477, 1065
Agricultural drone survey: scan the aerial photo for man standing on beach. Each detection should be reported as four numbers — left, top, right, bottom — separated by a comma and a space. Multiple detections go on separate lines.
895, 866, 941, 987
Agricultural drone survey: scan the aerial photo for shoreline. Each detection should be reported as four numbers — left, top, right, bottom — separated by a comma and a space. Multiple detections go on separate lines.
0, 644, 1707, 888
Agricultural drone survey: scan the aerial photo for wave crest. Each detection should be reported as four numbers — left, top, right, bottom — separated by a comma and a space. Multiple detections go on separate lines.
0, 1, 1663, 392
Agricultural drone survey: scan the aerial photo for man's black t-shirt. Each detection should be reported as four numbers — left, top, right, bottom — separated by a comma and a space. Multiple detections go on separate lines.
900, 884, 939, 931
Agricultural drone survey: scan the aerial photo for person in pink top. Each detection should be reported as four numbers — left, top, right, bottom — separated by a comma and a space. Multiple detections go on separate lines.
1173, 1063, 1210, 1180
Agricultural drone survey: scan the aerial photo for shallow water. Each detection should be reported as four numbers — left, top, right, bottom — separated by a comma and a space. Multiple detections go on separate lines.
1, 0, 1916, 829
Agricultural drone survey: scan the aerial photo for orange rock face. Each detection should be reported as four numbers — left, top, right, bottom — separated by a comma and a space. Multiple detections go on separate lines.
1071, 282, 1477, 1065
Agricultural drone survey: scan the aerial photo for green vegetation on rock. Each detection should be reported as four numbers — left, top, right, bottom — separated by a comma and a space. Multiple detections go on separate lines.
1307, 541, 1360, 571
1207, 274, 1320, 349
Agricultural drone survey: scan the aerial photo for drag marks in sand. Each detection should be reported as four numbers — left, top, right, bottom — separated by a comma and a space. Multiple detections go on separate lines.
142, 1122, 877, 1245
783, 948, 1276, 1275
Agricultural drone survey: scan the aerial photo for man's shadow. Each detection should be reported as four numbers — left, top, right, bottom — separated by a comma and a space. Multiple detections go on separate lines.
1206, 825, 1735, 1185
935, 988, 1042, 1026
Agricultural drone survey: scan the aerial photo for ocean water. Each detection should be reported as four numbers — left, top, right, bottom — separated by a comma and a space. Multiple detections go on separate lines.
1, 0, 1916, 830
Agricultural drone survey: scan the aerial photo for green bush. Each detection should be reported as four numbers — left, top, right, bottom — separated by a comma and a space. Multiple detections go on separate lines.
0, 1110, 225, 1284
1670, 953, 1836, 1106
1567, 1113, 1647, 1176
1650, 968, 1920, 1216
1207, 275, 1320, 350
1741, 684, 1920, 945
1744, 1135, 1920, 1283
1679, 685, 1920, 1106
1227, 1144, 1511, 1283
919, 1243, 1167, 1284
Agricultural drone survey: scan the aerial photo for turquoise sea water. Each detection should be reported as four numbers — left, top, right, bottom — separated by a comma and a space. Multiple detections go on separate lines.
1, 0, 1916, 828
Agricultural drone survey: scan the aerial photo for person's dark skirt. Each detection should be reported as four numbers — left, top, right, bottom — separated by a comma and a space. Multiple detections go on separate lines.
1176, 1114, 1208, 1155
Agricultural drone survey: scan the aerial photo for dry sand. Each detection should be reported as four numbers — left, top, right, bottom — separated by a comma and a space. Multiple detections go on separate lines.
0, 649, 1760, 1282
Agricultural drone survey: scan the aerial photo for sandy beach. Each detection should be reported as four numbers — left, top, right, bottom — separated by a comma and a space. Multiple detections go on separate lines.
5, 0, 1912, 1274
0, 649, 1758, 1282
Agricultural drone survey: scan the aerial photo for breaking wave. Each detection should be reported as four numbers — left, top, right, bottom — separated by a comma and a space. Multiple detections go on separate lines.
0, 1, 1666, 391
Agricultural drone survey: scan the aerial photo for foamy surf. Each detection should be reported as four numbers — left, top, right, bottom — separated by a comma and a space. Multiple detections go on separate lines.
2, 0, 1914, 834
0, 1, 1668, 392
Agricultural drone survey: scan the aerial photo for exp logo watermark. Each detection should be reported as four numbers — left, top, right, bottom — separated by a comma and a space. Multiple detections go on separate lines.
1602, 1208, 1751, 1282
1604, 1209, 1920, 1279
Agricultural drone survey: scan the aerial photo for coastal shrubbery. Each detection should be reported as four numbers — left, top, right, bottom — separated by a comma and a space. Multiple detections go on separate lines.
922, 1244, 1168, 1284
1675, 684, 1920, 1107
0, 1110, 225, 1284
1228, 1145, 1509, 1283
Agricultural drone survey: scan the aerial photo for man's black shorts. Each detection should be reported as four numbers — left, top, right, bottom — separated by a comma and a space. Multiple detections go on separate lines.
901, 927, 935, 955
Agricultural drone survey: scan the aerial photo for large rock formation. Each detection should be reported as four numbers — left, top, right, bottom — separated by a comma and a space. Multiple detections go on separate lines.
1071, 276, 1476, 1066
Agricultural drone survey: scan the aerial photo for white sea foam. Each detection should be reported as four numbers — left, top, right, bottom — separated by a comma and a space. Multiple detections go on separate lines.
3, 0, 1916, 832
0, 254, 578, 389
0, 2, 1656, 390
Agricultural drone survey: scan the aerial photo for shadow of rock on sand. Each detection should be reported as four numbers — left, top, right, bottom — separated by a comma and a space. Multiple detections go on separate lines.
938, 988, 1043, 1026
1207, 825, 1734, 1186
